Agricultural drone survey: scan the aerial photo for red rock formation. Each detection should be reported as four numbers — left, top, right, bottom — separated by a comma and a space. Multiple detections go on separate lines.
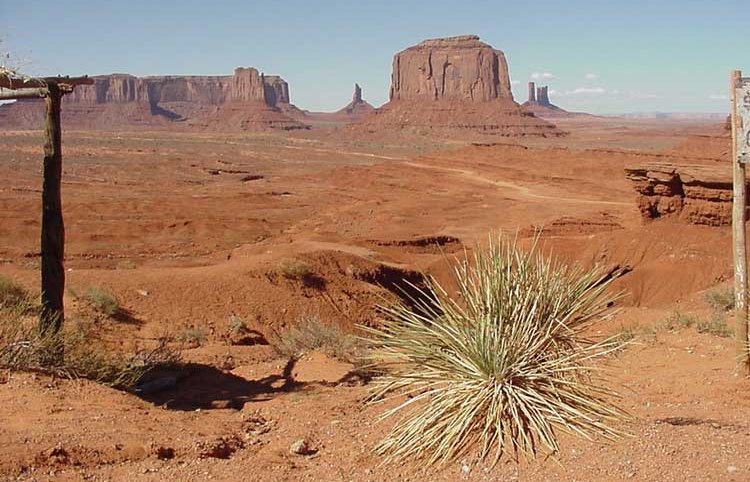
390, 35, 512, 103
290, 83, 375, 124
339, 83, 375, 116
229, 67, 266, 103
521, 84, 591, 119
625, 163, 747, 226
263, 75, 290, 105
536, 86, 550, 106
355, 35, 562, 137
0, 67, 308, 131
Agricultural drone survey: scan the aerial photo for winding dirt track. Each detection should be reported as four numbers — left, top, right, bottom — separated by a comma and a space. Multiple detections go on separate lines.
404, 161, 631, 207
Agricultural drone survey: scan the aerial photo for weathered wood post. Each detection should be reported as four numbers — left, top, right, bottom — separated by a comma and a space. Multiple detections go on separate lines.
731, 69, 750, 375
40, 81, 65, 334
0, 75, 92, 337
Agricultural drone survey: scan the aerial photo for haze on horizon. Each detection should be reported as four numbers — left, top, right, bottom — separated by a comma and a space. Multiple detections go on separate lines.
1, 0, 745, 115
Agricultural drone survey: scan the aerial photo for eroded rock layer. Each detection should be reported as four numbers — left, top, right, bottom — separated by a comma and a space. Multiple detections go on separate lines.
625, 163, 746, 226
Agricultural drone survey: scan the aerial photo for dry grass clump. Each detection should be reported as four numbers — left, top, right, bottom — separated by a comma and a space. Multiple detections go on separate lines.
177, 327, 207, 348
696, 315, 733, 338
0, 300, 179, 389
705, 287, 734, 313
651, 311, 699, 333
0, 276, 34, 312
271, 316, 360, 362
363, 235, 627, 465
279, 258, 314, 280
81, 285, 120, 316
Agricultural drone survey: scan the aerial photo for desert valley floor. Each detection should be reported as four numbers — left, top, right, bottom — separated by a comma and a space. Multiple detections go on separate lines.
0, 117, 748, 481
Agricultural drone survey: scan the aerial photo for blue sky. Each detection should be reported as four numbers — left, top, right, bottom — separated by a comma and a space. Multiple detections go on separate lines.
1, 0, 746, 114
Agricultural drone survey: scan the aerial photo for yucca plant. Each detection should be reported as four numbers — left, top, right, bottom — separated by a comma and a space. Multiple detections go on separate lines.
363, 235, 628, 465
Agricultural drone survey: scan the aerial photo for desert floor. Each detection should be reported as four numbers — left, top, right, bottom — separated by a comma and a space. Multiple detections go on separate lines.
0, 117, 748, 481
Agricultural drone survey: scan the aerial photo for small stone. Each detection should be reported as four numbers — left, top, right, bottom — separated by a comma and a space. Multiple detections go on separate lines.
289, 439, 315, 456
153, 446, 175, 460
728, 466, 739, 473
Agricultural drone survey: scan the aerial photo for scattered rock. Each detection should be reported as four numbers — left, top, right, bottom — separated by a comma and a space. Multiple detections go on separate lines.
197, 435, 244, 459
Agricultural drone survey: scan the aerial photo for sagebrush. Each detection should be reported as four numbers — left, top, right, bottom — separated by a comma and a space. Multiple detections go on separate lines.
271, 316, 360, 362
363, 235, 627, 465
0, 298, 179, 389
81, 285, 120, 316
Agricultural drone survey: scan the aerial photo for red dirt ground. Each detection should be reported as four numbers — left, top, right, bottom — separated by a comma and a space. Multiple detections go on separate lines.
0, 117, 748, 481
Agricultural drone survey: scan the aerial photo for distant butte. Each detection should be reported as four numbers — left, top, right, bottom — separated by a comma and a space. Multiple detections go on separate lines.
299, 83, 376, 123
353, 35, 563, 137
521, 81, 596, 118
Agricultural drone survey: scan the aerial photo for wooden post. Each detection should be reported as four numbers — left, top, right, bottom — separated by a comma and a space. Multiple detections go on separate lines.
39, 81, 65, 334
731, 70, 750, 375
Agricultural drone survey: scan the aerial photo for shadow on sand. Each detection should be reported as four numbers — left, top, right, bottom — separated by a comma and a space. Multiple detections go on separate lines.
134, 359, 306, 411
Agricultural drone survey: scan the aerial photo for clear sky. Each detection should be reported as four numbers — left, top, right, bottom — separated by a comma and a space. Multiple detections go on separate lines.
1, 0, 746, 114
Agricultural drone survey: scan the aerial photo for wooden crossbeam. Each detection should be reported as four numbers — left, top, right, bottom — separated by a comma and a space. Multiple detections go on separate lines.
0, 75, 93, 92
0, 87, 49, 100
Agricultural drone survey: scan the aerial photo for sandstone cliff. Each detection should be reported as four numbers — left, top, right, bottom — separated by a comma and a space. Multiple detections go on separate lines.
354, 35, 562, 137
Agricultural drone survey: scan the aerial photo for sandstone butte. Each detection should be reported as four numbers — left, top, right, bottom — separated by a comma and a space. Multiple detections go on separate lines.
353, 35, 563, 137
0, 67, 310, 131
301, 83, 376, 123
521, 81, 595, 119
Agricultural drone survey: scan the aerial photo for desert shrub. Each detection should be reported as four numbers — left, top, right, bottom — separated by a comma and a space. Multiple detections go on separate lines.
363, 235, 626, 465
653, 311, 698, 333
696, 315, 733, 338
0, 301, 179, 389
228, 315, 249, 335
82, 286, 120, 316
279, 258, 313, 280
271, 316, 360, 362
705, 287, 734, 313
0, 276, 33, 312
613, 325, 637, 343
177, 327, 207, 347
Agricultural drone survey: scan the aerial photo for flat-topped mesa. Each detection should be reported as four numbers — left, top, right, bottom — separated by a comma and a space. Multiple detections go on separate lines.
3, 67, 309, 131
66, 67, 290, 108
390, 34, 513, 103
353, 35, 563, 138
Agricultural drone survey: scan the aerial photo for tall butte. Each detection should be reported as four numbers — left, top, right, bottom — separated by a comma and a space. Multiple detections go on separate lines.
356, 35, 562, 137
